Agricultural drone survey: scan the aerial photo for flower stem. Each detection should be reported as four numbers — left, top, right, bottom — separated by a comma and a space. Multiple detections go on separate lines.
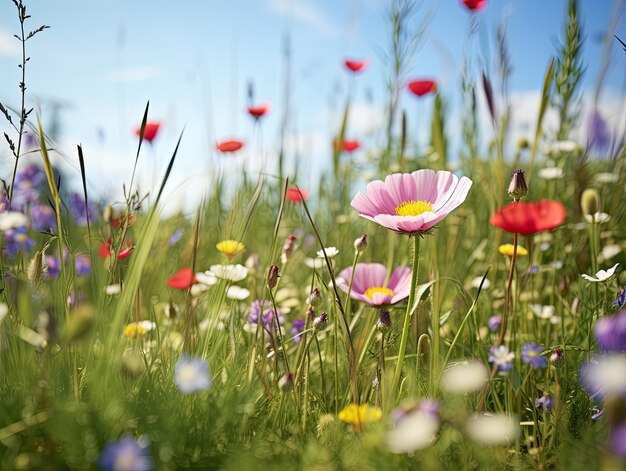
391, 234, 421, 399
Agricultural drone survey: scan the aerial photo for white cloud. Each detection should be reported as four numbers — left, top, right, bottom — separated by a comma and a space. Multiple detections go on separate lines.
107, 66, 161, 83
0, 27, 19, 57
324, 102, 386, 135
267, 0, 339, 36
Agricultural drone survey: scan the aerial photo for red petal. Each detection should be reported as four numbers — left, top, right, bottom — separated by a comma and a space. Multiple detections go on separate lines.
490, 200, 566, 235
247, 104, 270, 118
407, 79, 438, 97
344, 59, 368, 73
216, 140, 244, 153
286, 187, 309, 203
99, 242, 111, 259
462, 0, 487, 11
167, 267, 197, 290
134, 121, 161, 143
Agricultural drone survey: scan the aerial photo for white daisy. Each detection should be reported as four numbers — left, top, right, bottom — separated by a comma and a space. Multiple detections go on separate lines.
317, 247, 339, 259
440, 360, 489, 393
581, 263, 619, 282
466, 413, 520, 445
0, 211, 28, 231
209, 264, 248, 282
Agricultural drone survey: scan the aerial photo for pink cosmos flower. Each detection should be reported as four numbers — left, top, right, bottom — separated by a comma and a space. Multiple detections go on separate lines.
338, 263, 411, 306
351, 170, 472, 235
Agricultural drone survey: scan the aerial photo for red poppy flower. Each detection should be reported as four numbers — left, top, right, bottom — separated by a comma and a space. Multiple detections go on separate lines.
489, 200, 566, 235
407, 79, 438, 97
247, 104, 270, 119
112, 213, 136, 230
134, 121, 161, 143
462, 0, 487, 11
99, 239, 134, 259
333, 138, 361, 153
216, 139, 244, 153
286, 187, 309, 203
344, 59, 368, 73
167, 267, 196, 290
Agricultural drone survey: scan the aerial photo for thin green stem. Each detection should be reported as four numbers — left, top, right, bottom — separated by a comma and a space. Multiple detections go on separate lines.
391, 235, 421, 399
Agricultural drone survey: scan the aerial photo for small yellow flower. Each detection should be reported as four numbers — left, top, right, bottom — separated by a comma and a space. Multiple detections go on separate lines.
338, 403, 382, 431
216, 240, 246, 260
498, 244, 528, 257
123, 322, 147, 339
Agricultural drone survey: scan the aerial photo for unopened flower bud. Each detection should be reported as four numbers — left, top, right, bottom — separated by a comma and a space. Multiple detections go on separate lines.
354, 234, 368, 253
280, 234, 297, 264
278, 372, 293, 392
508, 169, 528, 200
580, 188, 600, 218
307, 288, 322, 308
313, 312, 328, 331
267, 264, 280, 290
376, 310, 392, 333
306, 306, 315, 318
549, 348, 564, 363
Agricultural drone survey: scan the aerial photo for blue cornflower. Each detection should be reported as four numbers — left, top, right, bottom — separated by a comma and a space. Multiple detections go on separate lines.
13, 163, 44, 204
69, 192, 98, 226
290, 319, 305, 344
30, 204, 56, 231
522, 342, 547, 369
97, 436, 153, 471
2, 227, 34, 258
174, 355, 212, 393
535, 394, 554, 411
614, 285, 626, 308
45, 256, 61, 278
75, 255, 92, 276
488, 345, 515, 372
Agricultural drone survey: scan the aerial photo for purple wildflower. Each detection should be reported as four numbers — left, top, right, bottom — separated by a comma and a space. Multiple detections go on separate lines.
75, 255, 92, 276
69, 192, 98, 226
487, 315, 502, 332
614, 286, 626, 308
174, 355, 211, 393
30, 204, 56, 231
97, 436, 153, 471
248, 299, 284, 334
587, 110, 611, 154
522, 342, 547, 369
611, 421, 626, 458
13, 163, 44, 205
534, 394, 554, 411
580, 354, 626, 400
594, 310, 626, 352
2, 227, 34, 258
488, 345, 515, 372
530, 265, 539, 274
290, 319, 305, 344
45, 256, 61, 278
168, 228, 184, 245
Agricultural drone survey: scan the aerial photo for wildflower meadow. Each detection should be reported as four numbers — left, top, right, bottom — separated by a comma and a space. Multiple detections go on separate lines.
1, 0, 626, 469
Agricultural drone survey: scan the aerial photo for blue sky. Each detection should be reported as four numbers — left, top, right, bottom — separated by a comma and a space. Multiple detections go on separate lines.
0, 0, 624, 212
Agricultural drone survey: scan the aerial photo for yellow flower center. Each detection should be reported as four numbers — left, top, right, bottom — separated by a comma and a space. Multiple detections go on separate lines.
216, 240, 246, 259
338, 403, 382, 429
123, 323, 146, 339
498, 244, 528, 257
364, 287, 395, 300
394, 200, 434, 217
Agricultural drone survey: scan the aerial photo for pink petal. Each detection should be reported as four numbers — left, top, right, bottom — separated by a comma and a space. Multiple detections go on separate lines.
431, 171, 459, 209
434, 176, 473, 214
411, 169, 439, 202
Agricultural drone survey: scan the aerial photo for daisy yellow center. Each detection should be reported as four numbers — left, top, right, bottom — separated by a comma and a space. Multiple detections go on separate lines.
394, 200, 433, 217
364, 287, 395, 300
